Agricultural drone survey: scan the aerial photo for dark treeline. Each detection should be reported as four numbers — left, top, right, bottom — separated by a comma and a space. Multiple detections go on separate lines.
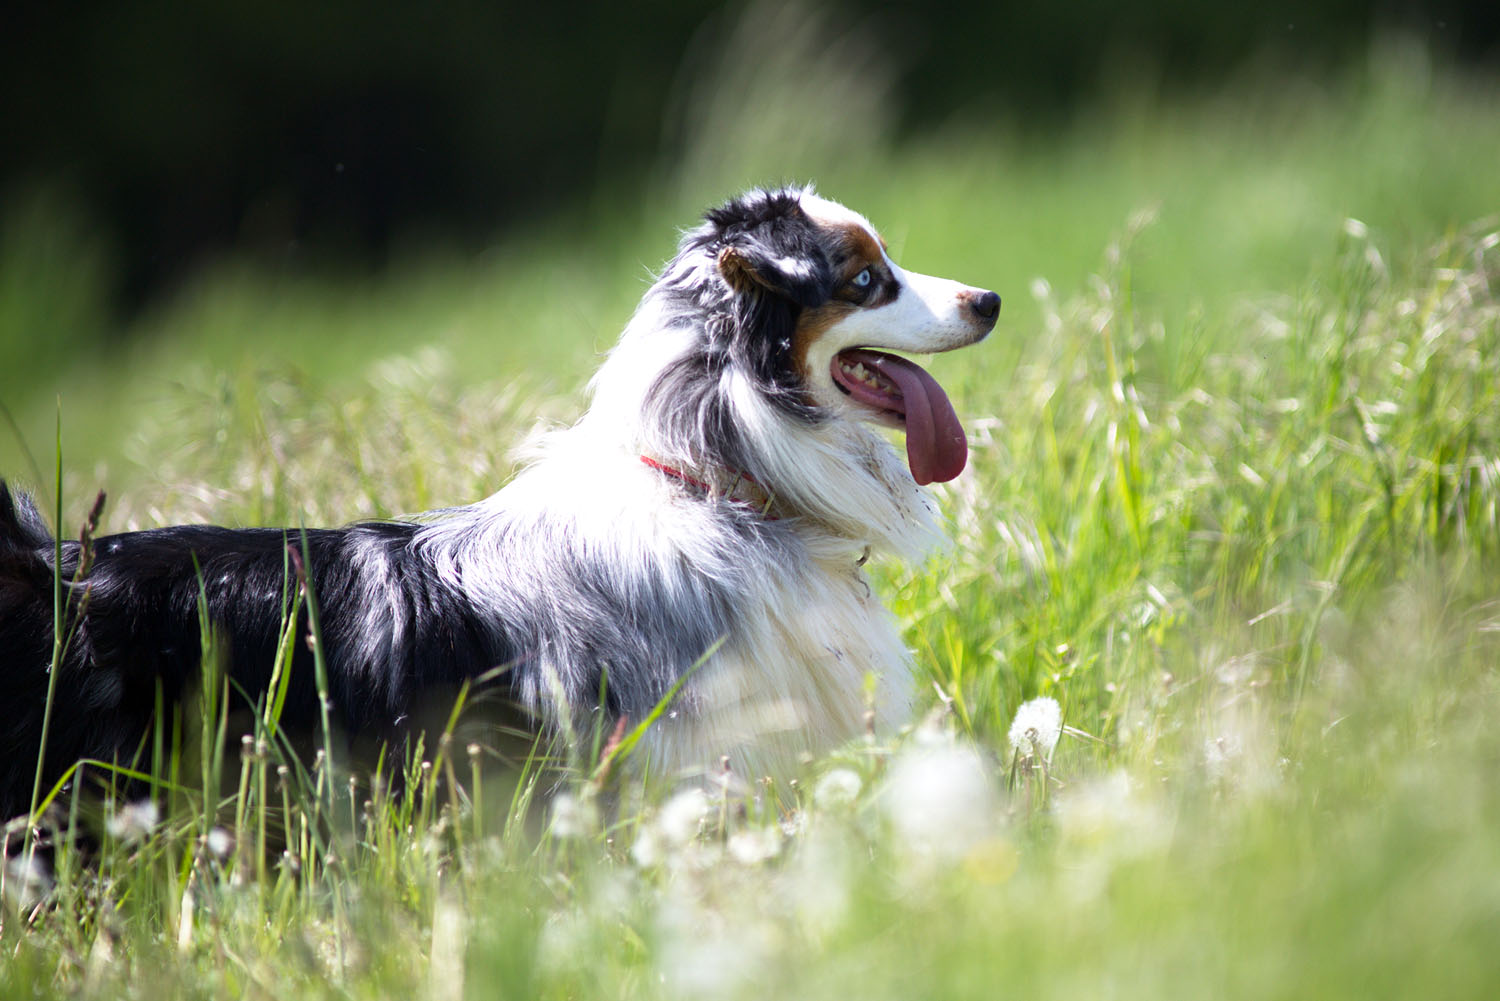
3, 0, 1495, 312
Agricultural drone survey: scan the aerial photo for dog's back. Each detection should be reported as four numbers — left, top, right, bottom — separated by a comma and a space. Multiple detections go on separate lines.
0, 482, 512, 818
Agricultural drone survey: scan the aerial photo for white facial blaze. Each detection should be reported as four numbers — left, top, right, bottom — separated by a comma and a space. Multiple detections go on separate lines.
800, 256, 992, 415
797, 191, 991, 370
835, 261, 989, 354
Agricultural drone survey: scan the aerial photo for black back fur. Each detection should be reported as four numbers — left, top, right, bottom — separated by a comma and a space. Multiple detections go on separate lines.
0, 482, 509, 819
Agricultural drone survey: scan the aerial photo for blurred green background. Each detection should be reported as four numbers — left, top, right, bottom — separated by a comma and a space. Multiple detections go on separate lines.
1, 0, 1497, 503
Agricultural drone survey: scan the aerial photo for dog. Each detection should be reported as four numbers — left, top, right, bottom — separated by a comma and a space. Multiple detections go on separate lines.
0, 186, 998, 818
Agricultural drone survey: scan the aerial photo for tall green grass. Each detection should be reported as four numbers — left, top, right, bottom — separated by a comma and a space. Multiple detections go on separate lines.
3, 28, 1500, 1001
4, 208, 1497, 1001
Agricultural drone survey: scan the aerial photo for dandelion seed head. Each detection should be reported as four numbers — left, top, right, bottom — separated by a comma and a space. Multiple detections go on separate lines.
1007, 696, 1062, 759
812, 768, 862, 810
206, 826, 235, 860
106, 798, 160, 844
727, 826, 782, 865
883, 744, 995, 860
630, 825, 664, 868
1203, 732, 1245, 777
657, 902, 771, 999
4, 853, 53, 910
656, 788, 710, 847
548, 792, 597, 840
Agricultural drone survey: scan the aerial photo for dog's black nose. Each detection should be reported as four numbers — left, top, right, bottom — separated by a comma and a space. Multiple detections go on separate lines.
968, 290, 1001, 322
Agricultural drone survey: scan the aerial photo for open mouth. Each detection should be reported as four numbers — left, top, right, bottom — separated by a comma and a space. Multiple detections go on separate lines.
831, 349, 967, 485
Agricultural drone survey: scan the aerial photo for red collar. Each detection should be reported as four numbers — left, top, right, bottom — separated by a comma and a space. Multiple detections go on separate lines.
640, 455, 778, 518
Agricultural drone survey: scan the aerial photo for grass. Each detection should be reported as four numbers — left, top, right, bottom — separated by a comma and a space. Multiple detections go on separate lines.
4, 36, 1500, 1001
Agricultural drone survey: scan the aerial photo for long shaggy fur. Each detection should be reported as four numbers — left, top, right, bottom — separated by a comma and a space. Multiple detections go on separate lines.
0, 186, 998, 817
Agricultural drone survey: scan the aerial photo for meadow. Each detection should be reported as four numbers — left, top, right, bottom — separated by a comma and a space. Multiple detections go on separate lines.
3, 38, 1500, 1000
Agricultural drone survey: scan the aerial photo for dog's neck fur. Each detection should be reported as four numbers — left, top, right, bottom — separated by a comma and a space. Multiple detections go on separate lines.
637, 455, 780, 519
575, 274, 945, 563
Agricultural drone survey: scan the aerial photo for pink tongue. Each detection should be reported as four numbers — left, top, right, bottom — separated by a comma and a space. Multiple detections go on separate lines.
844, 350, 968, 485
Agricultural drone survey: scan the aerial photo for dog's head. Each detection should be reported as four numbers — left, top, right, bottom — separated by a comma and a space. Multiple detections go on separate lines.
691, 186, 999, 485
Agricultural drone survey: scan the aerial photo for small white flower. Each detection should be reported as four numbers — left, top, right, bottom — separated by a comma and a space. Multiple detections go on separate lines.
1007, 696, 1062, 760
727, 826, 782, 865
1203, 732, 1245, 778
812, 768, 862, 810
656, 788, 711, 847
630, 825, 663, 868
548, 792, 597, 840
4, 853, 53, 910
205, 826, 235, 860
106, 798, 160, 844
657, 901, 772, 999
883, 744, 995, 860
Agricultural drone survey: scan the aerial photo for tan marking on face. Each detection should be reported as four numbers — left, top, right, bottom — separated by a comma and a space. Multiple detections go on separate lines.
790, 221, 889, 378
841, 223, 886, 274
792, 299, 858, 376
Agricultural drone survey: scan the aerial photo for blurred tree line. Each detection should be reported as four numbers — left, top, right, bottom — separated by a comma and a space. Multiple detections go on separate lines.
2, 0, 1495, 314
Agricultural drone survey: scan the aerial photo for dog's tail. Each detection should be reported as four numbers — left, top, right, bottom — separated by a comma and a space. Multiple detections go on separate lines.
0, 480, 53, 553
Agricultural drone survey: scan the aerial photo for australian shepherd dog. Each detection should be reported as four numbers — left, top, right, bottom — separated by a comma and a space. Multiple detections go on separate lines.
0, 186, 998, 817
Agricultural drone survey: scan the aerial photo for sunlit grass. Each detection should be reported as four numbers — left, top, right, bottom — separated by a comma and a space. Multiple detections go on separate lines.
3, 35, 1500, 1001
4, 208, 1497, 1001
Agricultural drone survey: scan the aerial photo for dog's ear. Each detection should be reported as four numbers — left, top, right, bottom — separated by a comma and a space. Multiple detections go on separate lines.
715, 232, 831, 308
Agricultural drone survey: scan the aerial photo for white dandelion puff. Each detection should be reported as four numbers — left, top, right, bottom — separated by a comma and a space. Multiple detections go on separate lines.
4, 853, 53, 910
630, 825, 664, 868
106, 799, 160, 844
548, 792, 597, 840
656, 788, 711, 847
812, 768, 862, 810
205, 826, 235, 860
1203, 732, 1245, 778
657, 906, 769, 999
1008, 696, 1063, 760
727, 826, 782, 865
883, 744, 995, 860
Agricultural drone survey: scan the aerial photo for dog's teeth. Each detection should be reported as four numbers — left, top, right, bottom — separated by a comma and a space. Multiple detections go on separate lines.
842, 358, 891, 393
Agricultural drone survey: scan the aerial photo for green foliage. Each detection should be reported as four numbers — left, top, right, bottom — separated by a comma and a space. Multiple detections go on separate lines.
895, 216, 1500, 755
0, 187, 112, 403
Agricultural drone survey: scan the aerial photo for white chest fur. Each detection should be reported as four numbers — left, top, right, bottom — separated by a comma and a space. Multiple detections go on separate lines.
644, 533, 915, 784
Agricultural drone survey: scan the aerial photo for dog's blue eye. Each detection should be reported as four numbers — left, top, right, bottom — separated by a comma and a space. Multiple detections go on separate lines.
852, 268, 872, 288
